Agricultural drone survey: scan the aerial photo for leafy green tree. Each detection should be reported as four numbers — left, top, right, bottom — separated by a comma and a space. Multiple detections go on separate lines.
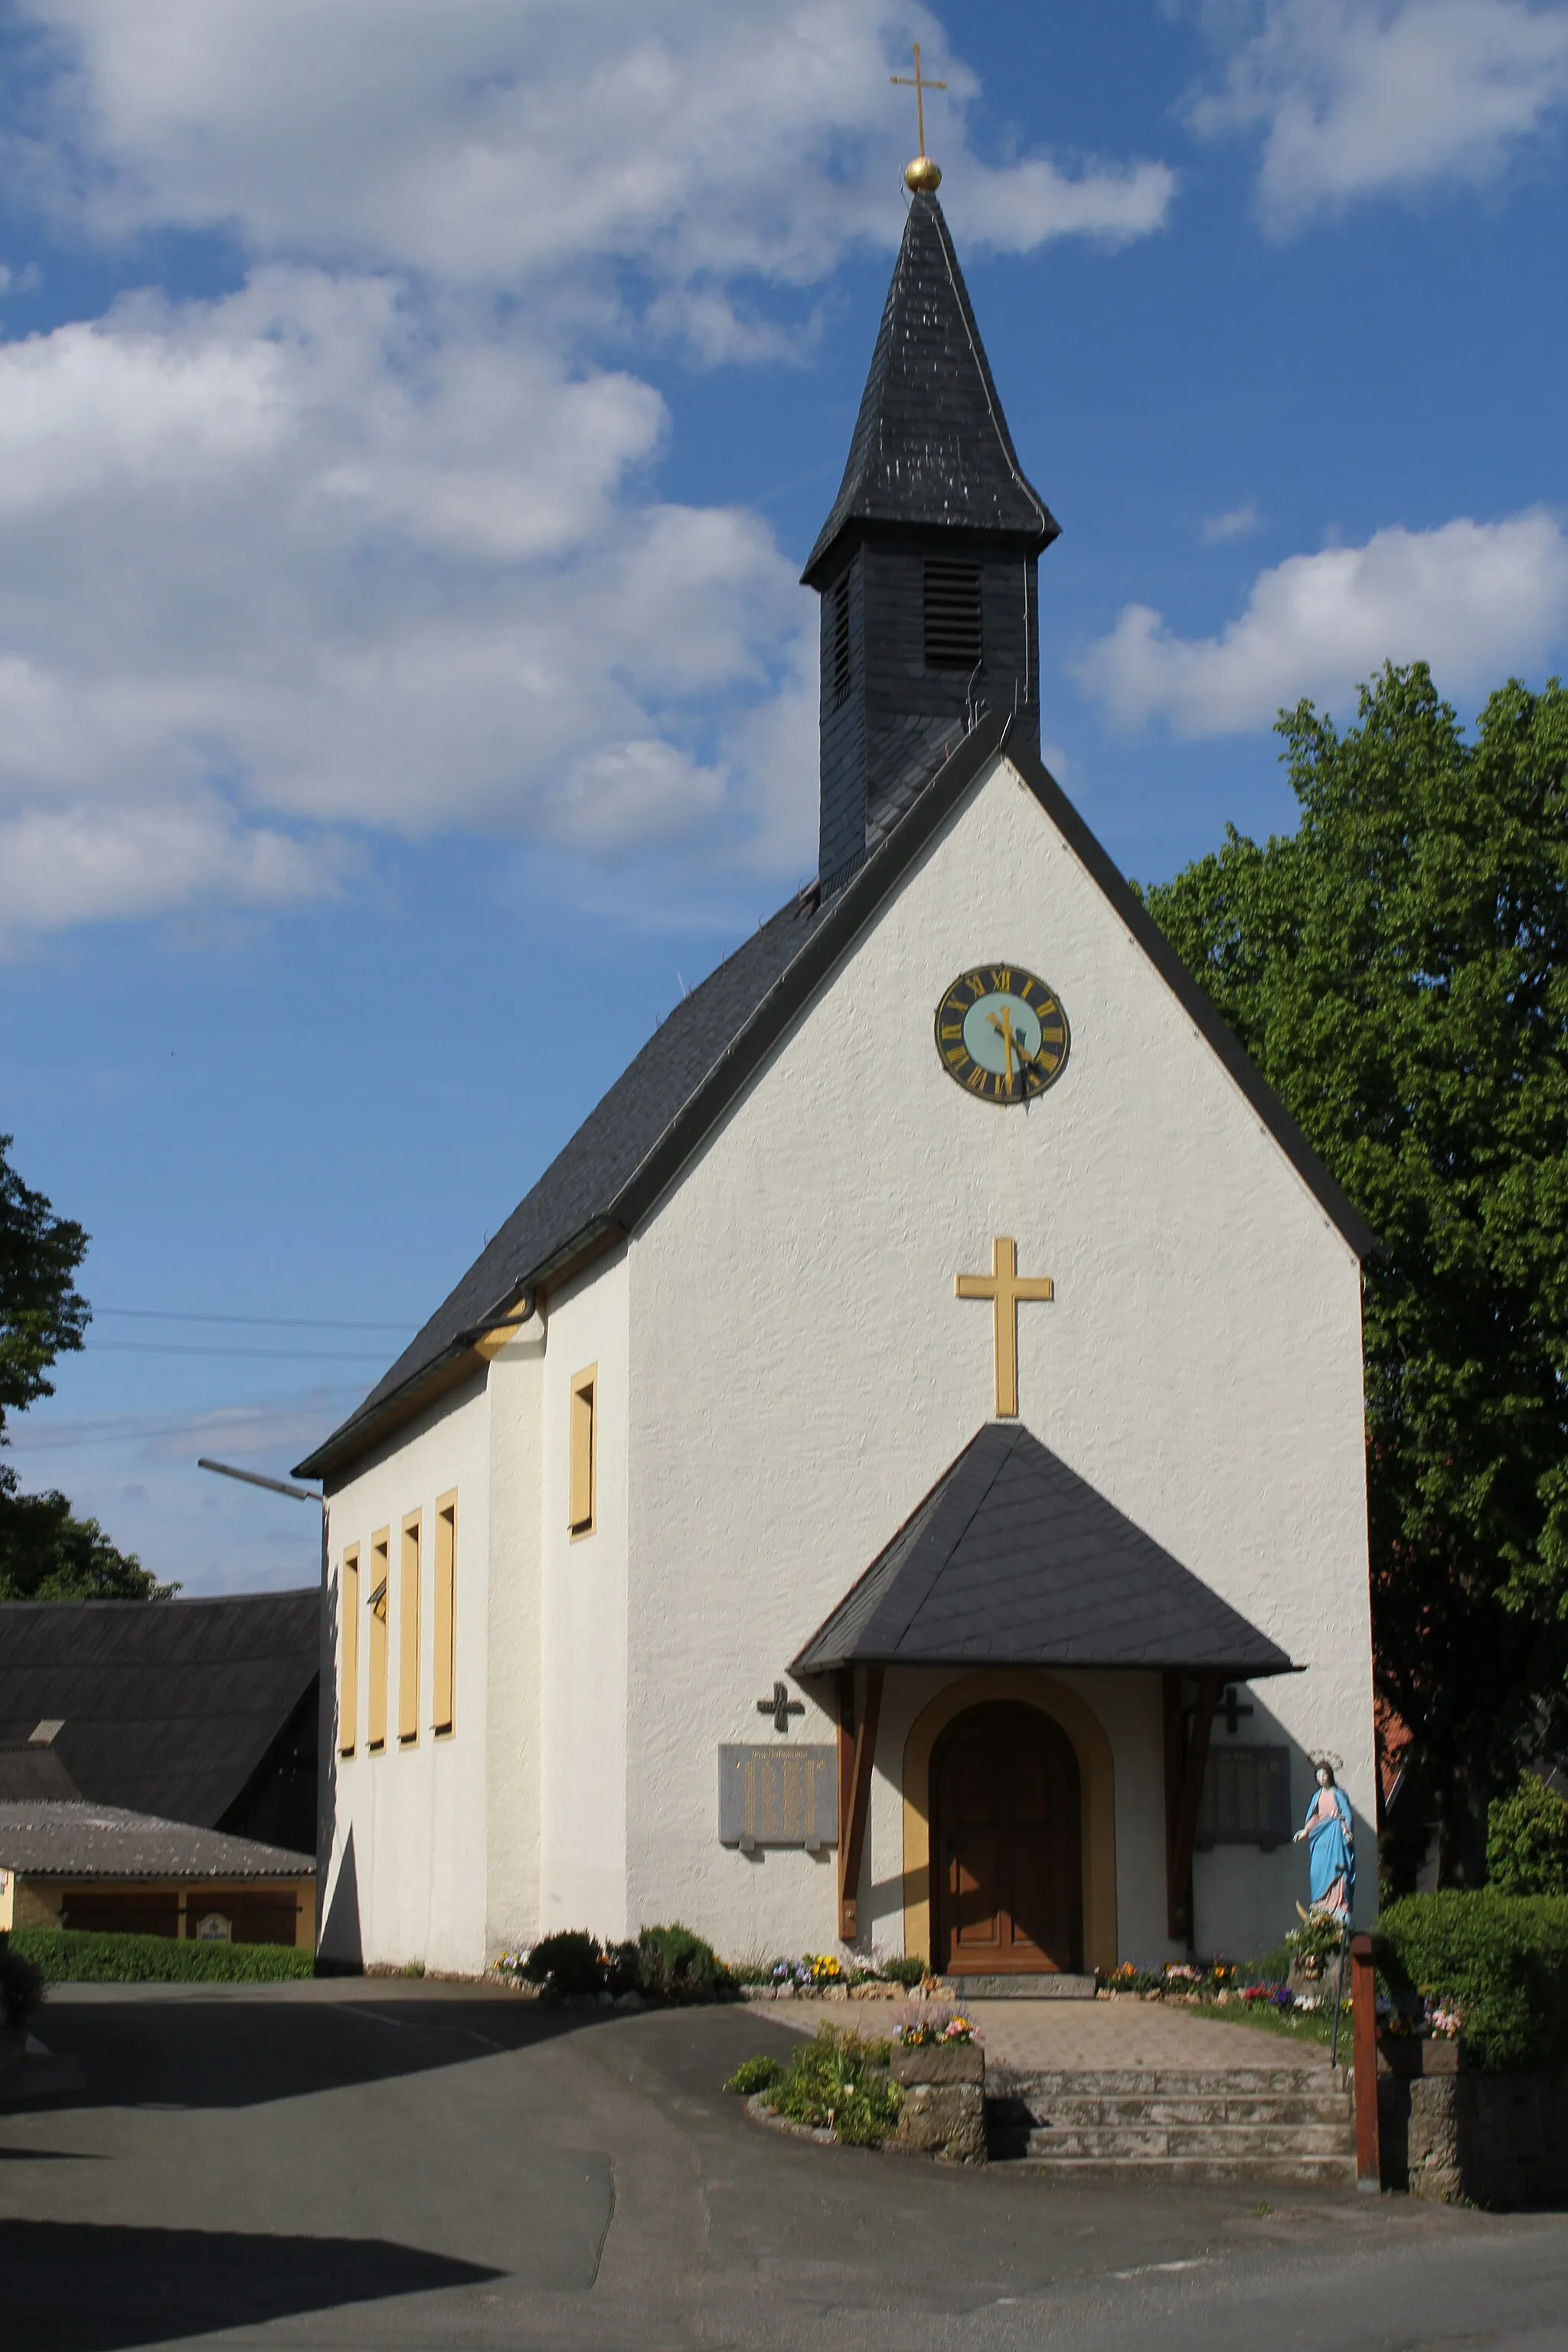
1142, 665, 1568, 1877
0, 1134, 170, 1600
1486, 1772, 1568, 1896
0, 1133, 88, 1436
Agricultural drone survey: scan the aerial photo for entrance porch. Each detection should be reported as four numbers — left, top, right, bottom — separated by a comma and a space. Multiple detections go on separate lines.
792, 1421, 1297, 1971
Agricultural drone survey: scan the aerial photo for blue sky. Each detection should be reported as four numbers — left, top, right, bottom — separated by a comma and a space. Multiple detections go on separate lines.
2, 1, 1566, 1595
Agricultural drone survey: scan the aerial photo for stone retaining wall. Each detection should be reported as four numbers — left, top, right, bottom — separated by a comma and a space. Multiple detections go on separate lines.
1378, 2049, 1568, 2207
891, 2042, 986, 2166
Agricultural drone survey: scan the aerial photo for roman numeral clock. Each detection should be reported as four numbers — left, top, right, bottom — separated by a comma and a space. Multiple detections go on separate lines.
935, 964, 1070, 1104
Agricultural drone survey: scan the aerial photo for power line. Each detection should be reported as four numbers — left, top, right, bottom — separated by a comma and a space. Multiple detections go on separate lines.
92, 1307, 414, 1334
90, 1342, 390, 1363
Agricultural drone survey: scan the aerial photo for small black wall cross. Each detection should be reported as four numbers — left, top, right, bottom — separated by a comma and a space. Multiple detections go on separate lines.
1220, 1684, 1255, 1736
757, 1681, 805, 1734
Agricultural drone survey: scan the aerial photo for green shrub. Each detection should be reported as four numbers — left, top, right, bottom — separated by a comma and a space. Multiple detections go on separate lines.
515, 1930, 609, 1998
11, 1928, 312, 1984
1487, 1774, 1568, 1897
1377, 1892, 1568, 2071
636, 1923, 730, 2004
0, 1932, 45, 2030
879, 1955, 928, 1988
764, 2026, 900, 2147
723, 2054, 785, 2096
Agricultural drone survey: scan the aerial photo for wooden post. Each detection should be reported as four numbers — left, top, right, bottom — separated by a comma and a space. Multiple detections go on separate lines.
837, 1665, 883, 1943
1165, 1671, 1222, 1945
1351, 1933, 1380, 2193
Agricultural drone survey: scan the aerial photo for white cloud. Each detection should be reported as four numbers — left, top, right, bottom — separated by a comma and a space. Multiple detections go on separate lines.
1076, 510, 1568, 735
1189, 0, 1568, 226
0, 5, 1175, 945
1202, 502, 1260, 544
15, 2, 1175, 282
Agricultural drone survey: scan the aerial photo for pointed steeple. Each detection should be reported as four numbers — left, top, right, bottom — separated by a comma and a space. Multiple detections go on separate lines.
804, 191, 1060, 894
802, 194, 1058, 590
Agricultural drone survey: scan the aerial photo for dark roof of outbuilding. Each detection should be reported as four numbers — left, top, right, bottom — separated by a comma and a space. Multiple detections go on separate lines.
0, 1591, 318, 1831
0, 1743, 80, 1802
0, 1799, 312, 1880
801, 192, 1058, 586
791, 1420, 1296, 1677
296, 712, 1376, 1480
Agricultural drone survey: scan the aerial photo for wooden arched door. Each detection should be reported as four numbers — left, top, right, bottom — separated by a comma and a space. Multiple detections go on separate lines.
932, 1704, 1083, 1975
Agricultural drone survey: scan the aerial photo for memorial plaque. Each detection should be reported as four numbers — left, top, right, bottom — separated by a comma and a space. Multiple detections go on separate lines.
1196, 1745, 1292, 1849
718, 1745, 837, 1850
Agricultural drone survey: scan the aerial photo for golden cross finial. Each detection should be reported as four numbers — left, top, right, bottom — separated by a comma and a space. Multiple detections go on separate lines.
956, 1237, 1054, 1419
890, 42, 946, 193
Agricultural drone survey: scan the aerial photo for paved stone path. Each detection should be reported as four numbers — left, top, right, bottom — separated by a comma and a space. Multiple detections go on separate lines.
760, 1989, 1331, 2072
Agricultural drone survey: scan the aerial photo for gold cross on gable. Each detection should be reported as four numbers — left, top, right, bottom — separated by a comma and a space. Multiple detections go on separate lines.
890, 41, 946, 161
956, 1237, 1054, 1419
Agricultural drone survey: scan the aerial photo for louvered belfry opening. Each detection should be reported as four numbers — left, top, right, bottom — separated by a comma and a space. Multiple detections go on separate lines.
802, 192, 1059, 895
831, 571, 853, 706
923, 558, 983, 671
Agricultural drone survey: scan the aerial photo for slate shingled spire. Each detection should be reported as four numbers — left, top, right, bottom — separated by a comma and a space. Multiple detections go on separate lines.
803, 192, 1059, 893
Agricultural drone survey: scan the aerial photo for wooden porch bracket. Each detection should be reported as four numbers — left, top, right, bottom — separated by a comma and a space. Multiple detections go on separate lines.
1164, 1669, 1223, 1944
837, 1664, 884, 1942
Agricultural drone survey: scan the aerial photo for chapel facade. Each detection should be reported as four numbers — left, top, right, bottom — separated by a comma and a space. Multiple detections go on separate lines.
300, 188, 1376, 1982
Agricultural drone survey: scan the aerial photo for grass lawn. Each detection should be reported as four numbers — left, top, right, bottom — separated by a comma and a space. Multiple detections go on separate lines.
1190, 1998, 1347, 2051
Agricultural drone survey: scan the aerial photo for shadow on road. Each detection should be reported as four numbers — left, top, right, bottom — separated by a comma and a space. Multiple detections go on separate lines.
20, 1991, 608, 2115
0, 2218, 501, 2352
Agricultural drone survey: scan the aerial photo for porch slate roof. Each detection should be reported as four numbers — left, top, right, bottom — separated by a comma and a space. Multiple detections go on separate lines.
0, 1799, 313, 1880
791, 1421, 1295, 1677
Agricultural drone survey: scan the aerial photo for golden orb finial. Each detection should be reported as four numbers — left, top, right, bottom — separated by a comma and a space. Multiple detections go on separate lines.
891, 44, 946, 198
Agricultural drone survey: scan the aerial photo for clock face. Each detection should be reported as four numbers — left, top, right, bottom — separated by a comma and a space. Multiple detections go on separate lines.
935, 962, 1070, 1106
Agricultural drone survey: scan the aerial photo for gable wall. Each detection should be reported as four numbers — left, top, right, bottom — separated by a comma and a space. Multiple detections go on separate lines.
319, 1373, 491, 1972
622, 751, 1371, 1964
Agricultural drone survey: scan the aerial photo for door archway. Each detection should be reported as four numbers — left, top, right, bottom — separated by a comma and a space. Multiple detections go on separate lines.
930, 1702, 1083, 1975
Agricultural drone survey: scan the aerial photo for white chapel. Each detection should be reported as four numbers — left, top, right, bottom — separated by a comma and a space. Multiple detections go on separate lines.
299, 180, 1377, 1984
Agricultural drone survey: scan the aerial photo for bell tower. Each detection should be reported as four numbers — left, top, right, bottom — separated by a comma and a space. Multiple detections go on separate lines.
802, 178, 1059, 895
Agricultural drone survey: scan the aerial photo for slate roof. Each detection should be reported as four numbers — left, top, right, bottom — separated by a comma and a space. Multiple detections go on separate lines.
0, 1743, 80, 1802
296, 713, 1376, 1480
0, 1800, 312, 1880
0, 1591, 318, 1830
791, 1421, 1295, 1677
801, 193, 1058, 586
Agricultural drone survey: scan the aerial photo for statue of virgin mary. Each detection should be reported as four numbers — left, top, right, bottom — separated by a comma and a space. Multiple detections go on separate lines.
1294, 1759, 1354, 1922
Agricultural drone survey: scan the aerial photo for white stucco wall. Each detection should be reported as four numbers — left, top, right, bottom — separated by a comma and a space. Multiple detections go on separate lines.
534, 1255, 632, 1939
483, 1316, 546, 1960
619, 750, 1373, 1967
320, 1370, 491, 1972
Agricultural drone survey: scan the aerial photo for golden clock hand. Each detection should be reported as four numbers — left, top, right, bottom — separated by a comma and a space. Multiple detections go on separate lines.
988, 1008, 1015, 1089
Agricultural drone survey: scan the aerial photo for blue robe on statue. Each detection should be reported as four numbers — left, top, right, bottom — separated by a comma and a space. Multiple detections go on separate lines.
1304, 1787, 1354, 1915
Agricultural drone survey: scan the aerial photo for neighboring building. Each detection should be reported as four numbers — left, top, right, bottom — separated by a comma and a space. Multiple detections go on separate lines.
0, 1801, 313, 1947
0, 1591, 319, 1855
297, 188, 1377, 1981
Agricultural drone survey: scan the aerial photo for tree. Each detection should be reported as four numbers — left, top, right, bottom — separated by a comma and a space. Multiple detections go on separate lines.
1141, 665, 1568, 1880
0, 1133, 89, 1436
0, 1135, 172, 1600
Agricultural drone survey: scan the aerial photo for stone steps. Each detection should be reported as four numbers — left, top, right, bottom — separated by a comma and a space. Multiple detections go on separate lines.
986, 2063, 1357, 2183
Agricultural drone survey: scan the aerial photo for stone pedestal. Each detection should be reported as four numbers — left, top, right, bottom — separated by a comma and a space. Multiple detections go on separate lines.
892, 2041, 986, 2165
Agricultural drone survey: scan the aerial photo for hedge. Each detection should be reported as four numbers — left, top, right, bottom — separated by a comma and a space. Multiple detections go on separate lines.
1377, 1892, 1568, 2072
11, 1927, 314, 1984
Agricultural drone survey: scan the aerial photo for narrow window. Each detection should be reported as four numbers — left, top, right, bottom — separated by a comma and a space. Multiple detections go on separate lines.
399, 1511, 421, 1746
569, 1365, 597, 1537
338, 1547, 360, 1757
923, 558, 983, 671
831, 571, 852, 707
433, 1494, 457, 1737
367, 1530, 390, 1752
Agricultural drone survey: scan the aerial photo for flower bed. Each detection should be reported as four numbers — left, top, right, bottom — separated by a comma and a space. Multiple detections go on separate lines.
724, 2025, 901, 2146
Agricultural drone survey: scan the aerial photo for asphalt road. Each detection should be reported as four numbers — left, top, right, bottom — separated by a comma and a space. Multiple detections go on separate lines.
2, 1979, 1566, 2351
